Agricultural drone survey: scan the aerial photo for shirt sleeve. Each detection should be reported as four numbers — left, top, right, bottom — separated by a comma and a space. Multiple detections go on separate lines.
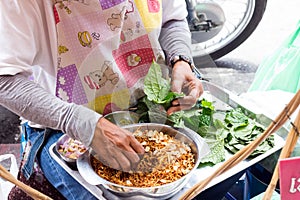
161, 0, 188, 24
0, 74, 101, 146
0, 1, 54, 76
160, 0, 192, 66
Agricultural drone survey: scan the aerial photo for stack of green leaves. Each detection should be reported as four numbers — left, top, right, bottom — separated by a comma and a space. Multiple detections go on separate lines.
223, 108, 275, 157
136, 61, 184, 124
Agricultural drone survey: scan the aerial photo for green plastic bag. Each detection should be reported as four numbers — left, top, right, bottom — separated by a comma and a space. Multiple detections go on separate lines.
248, 21, 300, 93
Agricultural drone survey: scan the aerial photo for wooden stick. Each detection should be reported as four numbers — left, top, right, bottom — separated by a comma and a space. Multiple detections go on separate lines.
179, 90, 300, 200
0, 164, 53, 200
263, 110, 300, 200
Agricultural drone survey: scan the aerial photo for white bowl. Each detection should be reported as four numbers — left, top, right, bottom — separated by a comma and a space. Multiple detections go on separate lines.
56, 134, 87, 169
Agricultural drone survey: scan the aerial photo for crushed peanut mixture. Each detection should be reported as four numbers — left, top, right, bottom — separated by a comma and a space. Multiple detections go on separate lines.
91, 129, 195, 187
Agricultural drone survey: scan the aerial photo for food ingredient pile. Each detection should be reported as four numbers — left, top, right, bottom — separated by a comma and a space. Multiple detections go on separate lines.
91, 129, 195, 187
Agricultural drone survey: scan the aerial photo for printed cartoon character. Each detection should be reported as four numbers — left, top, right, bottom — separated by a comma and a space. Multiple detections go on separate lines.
120, 28, 135, 42
127, 53, 141, 67
58, 2, 72, 14
107, 7, 127, 31
84, 61, 119, 89
147, 0, 160, 13
84, 75, 100, 90
125, 0, 135, 15
120, 31, 126, 42
54, 0, 89, 6
57, 87, 69, 102
107, 1, 135, 31
58, 45, 69, 55
74, 0, 89, 5
78, 31, 93, 47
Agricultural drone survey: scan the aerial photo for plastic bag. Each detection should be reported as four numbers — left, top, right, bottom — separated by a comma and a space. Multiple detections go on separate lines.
248, 21, 300, 93
0, 154, 18, 200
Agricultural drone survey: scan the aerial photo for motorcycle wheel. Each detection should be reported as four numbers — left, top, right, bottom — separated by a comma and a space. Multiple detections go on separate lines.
191, 0, 267, 63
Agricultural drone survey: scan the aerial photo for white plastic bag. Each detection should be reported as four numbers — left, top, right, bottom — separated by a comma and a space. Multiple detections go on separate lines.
0, 154, 18, 200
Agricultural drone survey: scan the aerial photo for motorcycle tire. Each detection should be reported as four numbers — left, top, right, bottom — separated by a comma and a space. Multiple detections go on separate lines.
192, 0, 267, 63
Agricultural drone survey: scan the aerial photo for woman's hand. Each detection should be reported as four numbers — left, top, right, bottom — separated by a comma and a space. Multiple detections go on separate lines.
90, 117, 145, 172
167, 61, 203, 115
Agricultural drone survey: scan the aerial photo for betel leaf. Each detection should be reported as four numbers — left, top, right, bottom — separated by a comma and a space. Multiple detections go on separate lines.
141, 97, 168, 123
144, 61, 183, 105
182, 114, 201, 133
167, 111, 184, 126
200, 138, 225, 165
201, 99, 215, 116
139, 61, 275, 165
170, 99, 215, 135
199, 125, 226, 165
225, 108, 249, 130
144, 61, 170, 103
162, 91, 185, 107
213, 119, 229, 139
232, 120, 256, 141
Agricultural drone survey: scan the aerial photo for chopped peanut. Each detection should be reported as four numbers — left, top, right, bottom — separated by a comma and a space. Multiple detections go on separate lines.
91, 129, 195, 187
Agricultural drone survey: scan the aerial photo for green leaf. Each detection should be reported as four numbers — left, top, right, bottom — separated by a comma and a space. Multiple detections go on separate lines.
201, 99, 215, 115
168, 111, 184, 125
200, 136, 225, 165
148, 110, 167, 124
182, 114, 201, 133
143, 97, 168, 123
139, 60, 275, 163
225, 108, 249, 129
161, 91, 184, 105
144, 61, 170, 103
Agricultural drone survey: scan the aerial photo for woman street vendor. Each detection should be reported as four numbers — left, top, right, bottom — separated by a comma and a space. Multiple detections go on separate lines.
0, 0, 203, 199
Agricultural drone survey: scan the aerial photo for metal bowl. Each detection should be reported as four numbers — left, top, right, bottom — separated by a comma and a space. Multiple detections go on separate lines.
77, 123, 210, 199
56, 134, 87, 169
103, 111, 140, 126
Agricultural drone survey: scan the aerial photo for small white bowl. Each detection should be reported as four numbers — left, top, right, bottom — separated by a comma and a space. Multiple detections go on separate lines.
56, 134, 87, 169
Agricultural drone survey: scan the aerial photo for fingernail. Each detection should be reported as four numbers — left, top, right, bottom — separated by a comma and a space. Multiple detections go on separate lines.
172, 100, 179, 106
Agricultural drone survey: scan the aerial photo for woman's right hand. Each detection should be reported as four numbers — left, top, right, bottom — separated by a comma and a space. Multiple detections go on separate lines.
90, 117, 145, 172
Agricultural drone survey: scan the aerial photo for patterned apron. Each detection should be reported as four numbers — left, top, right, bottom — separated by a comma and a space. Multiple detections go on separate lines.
53, 0, 164, 114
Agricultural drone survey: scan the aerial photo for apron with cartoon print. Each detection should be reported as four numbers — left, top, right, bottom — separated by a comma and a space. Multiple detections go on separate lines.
53, 0, 165, 114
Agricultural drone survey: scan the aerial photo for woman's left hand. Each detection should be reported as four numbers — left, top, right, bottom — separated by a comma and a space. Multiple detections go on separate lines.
167, 61, 203, 115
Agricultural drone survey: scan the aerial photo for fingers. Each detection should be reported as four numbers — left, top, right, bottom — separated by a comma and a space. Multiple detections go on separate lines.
129, 135, 145, 154
109, 129, 144, 167
102, 156, 121, 171
94, 141, 138, 172
121, 148, 141, 171
171, 78, 184, 94
184, 78, 203, 98
92, 118, 145, 172
167, 100, 195, 116
92, 142, 122, 170
168, 78, 204, 115
110, 147, 132, 172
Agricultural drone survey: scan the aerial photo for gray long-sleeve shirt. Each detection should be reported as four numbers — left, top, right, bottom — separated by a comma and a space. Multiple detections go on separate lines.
0, 0, 192, 146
